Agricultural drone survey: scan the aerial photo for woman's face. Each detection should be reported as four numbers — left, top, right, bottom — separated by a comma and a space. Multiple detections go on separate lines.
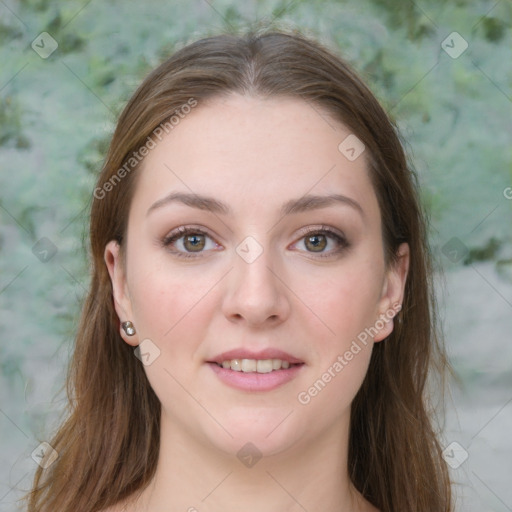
105, 94, 409, 457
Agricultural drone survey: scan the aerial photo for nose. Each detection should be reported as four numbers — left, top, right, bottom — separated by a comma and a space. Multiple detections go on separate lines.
221, 244, 291, 327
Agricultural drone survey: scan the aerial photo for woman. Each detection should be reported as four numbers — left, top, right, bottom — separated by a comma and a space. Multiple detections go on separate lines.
25, 30, 452, 511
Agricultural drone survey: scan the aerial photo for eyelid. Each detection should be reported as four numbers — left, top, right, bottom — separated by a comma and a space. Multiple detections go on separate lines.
162, 224, 349, 259
290, 225, 349, 257
163, 225, 212, 242
162, 225, 222, 258
293, 224, 346, 241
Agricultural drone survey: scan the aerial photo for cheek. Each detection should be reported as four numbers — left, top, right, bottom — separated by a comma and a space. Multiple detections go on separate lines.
289, 256, 383, 408
127, 256, 218, 346
294, 269, 378, 413
293, 258, 383, 348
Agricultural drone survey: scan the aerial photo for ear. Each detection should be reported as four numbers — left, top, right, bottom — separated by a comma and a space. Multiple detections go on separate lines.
104, 240, 138, 346
373, 242, 410, 342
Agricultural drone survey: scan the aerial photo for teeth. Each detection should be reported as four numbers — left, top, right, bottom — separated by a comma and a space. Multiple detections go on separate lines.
218, 358, 295, 373
230, 359, 242, 371
256, 360, 273, 373
241, 359, 257, 372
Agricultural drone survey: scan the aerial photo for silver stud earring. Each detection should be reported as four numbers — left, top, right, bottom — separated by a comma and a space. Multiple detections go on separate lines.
121, 321, 136, 336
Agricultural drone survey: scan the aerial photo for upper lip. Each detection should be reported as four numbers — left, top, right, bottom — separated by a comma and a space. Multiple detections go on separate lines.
207, 348, 304, 365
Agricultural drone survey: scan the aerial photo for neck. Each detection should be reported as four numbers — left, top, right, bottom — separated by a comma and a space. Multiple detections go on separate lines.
127, 410, 371, 512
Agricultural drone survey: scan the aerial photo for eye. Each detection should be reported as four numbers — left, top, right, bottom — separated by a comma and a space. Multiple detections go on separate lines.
292, 226, 349, 257
162, 225, 348, 259
162, 226, 221, 258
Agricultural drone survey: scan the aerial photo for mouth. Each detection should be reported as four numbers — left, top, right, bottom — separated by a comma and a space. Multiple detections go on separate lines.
211, 358, 304, 373
206, 350, 305, 392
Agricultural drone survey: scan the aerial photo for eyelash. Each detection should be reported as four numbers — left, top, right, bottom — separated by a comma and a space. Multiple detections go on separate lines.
162, 226, 214, 259
294, 226, 349, 258
162, 225, 349, 259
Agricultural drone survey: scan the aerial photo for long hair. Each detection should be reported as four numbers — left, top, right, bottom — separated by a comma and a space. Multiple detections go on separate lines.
24, 30, 452, 511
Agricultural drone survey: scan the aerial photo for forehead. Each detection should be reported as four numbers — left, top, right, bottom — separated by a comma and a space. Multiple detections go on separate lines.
131, 94, 380, 221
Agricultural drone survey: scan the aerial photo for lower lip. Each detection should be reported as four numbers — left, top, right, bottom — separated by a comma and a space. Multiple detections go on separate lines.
207, 362, 304, 392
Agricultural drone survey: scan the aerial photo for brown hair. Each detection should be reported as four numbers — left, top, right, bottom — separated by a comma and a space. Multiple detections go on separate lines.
24, 30, 452, 511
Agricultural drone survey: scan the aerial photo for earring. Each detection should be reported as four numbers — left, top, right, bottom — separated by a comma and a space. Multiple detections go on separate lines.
121, 321, 136, 336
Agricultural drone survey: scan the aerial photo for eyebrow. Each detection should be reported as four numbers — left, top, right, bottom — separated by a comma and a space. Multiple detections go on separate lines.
146, 192, 365, 219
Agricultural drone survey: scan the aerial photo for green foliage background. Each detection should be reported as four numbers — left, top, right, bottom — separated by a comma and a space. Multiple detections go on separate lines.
0, 0, 511, 510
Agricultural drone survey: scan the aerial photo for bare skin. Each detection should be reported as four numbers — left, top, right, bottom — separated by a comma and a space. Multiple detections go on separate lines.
104, 94, 408, 512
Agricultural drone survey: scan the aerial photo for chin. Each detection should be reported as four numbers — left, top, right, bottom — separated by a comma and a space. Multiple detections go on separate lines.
203, 408, 305, 458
